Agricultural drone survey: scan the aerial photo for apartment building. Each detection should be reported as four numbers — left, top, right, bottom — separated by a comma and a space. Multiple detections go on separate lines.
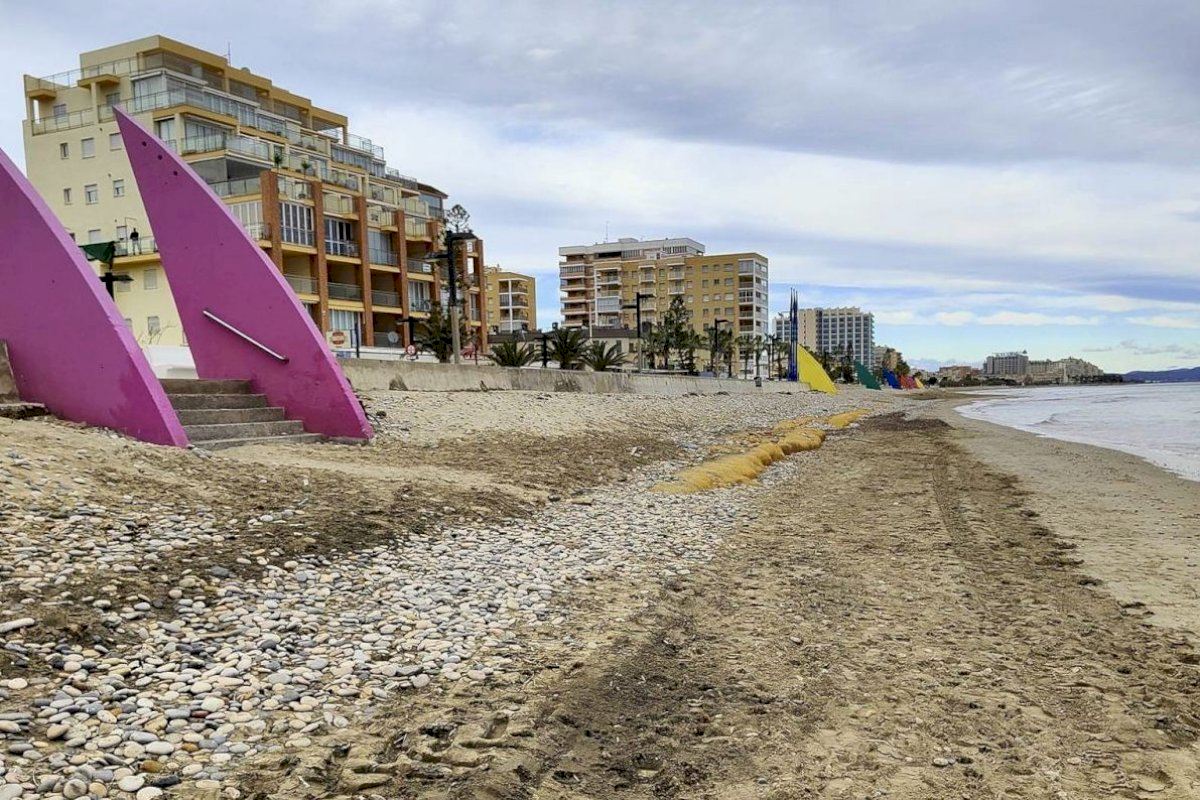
484, 266, 537, 334
984, 351, 1029, 377
558, 237, 769, 338
774, 306, 876, 367
21, 35, 487, 353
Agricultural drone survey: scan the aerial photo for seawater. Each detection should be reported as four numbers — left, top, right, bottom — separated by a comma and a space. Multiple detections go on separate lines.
957, 382, 1200, 482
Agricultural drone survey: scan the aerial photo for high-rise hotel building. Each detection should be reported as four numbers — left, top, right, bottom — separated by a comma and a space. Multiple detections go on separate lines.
21, 35, 488, 353
558, 237, 769, 337
774, 306, 876, 367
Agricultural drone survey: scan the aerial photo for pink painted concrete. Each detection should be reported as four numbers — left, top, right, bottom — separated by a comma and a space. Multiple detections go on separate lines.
115, 108, 372, 440
0, 146, 189, 447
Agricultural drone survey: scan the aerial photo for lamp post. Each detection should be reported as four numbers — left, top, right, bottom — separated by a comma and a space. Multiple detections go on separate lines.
440, 204, 472, 365
621, 291, 653, 372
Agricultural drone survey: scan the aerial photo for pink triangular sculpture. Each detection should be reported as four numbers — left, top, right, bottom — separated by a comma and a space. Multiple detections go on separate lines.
114, 108, 372, 440
0, 146, 189, 447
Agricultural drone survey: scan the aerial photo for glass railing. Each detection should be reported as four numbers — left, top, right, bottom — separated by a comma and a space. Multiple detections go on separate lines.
209, 176, 262, 197
285, 274, 317, 294
383, 167, 419, 190
325, 240, 360, 258
366, 206, 396, 227
368, 249, 399, 266
277, 176, 311, 201
409, 297, 432, 313
244, 222, 270, 240
407, 259, 434, 274
371, 290, 401, 307
500, 294, 529, 308
30, 109, 93, 135
113, 237, 158, 257
405, 218, 430, 238
323, 193, 356, 216
328, 281, 363, 300
281, 227, 315, 247
373, 332, 405, 348
346, 132, 385, 160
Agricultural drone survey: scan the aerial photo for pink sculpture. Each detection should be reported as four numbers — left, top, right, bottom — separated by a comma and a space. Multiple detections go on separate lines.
0, 146, 189, 446
114, 108, 372, 440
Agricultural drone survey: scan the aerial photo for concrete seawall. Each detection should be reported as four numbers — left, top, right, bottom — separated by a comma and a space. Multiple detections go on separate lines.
342, 359, 809, 395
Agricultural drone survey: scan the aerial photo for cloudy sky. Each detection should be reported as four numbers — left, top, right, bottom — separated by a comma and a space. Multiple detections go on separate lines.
3, 0, 1199, 371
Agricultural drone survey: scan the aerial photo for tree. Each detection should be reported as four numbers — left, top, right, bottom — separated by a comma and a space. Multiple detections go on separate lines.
677, 328, 704, 373
659, 296, 692, 370
581, 341, 629, 372
415, 302, 468, 363
489, 340, 537, 367
896, 358, 912, 377
641, 328, 667, 370
711, 327, 734, 375
548, 326, 587, 370
836, 346, 854, 383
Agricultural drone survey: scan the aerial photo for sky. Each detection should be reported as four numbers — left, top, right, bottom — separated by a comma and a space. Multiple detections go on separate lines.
2, 0, 1199, 372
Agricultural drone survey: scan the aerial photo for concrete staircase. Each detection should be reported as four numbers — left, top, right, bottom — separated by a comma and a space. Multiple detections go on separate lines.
161, 379, 322, 450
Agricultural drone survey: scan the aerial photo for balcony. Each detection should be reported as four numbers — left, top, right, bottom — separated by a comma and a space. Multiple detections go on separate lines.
325, 239, 360, 258
407, 259, 434, 275
668, 282, 685, 295
285, 274, 317, 294
497, 320, 530, 334
369, 249, 399, 267
281, 226, 315, 247
409, 297, 432, 313
277, 177, 311, 201
323, 193, 356, 216
500, 293, 529, 308
371, 289, 401, 307
328, 281, 363, 301
244, 222, 270, 240
30, 109, 93, 135
669, 269, 685, 280
382, 167, 419, 190
405, 218, 431, 240
559, 264, 586, 277
366, 206, 396, 228
373, 332, 405, 348
114, 237, 158, 257
181, 133, 271, 163
209, 176, 262, 198
596, 296, 622, 313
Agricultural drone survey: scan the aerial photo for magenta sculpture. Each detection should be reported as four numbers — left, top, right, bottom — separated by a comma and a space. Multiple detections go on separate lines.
114, 108, 372, 440
0, 146, 189, 446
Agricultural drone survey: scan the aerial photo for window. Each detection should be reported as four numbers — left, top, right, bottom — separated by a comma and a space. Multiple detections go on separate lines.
81, 138, 95, 158
147, 316, 161, 336
59, 142, 69, 159
84, 184, 98, 204
116, 225, 128, 241
280, 202, 314, 245
105, 91, 120, 107
123, 318, 133, 329
67, 231, 75, 241
112, 179, 125, 198
87, 229, 102, 244
109, 133, 122, 151
52, 103, 66, 118
143, 269, 158, 290
155, 119, 175, 141
62, 188, 72, 205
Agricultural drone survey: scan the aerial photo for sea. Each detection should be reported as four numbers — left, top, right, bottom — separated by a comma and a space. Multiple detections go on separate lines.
957, 382, 1200, 482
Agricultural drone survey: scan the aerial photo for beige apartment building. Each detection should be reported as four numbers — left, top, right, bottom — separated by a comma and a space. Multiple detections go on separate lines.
558, 237, 769, 338
21, 35, 487, 353
484, 267, 537, 334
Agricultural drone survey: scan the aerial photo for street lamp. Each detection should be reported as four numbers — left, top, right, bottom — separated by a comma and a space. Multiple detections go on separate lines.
621, 291, 654, 372
708, 317, 728, 374
433, 204, 472, 365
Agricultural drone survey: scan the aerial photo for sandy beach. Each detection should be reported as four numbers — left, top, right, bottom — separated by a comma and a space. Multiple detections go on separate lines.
2, 387, 1199, 798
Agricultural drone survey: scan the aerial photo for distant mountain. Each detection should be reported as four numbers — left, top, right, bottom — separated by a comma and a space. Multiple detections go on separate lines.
1124, 366, 1200, 383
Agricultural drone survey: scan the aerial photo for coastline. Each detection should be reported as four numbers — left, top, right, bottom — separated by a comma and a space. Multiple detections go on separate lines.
935, 393, 1200, 638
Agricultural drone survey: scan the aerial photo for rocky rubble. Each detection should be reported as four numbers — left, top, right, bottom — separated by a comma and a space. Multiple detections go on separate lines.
1, 388, 902, 798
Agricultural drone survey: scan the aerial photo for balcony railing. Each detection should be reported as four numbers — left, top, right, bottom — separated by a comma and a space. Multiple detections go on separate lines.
328, 281, 363, 301
281, 227, 315, 247
409, 297, 432, 313
114, 237, 158, 257
371, 290, 401, 307
323, 193, 356, 216
369, 249, 399, 266
500, 294, 529, 308
209, 176, 262, 198
277, 177, 311, 201
30, 109, 93, 135
407, 259, 434, 274
325, 240, 360, 258
405, 218, 431, 239
366, 206, 396, 227
373, 332, 405, 348
285, 274, 316, 294
383, 167, 419, 190
181, 133, 271, 162
560, 265, 586, 277
244, 222, 270, 240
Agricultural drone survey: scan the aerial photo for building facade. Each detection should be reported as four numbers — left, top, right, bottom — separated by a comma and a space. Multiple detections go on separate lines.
983, 351, 1029, 377
1028, 357, 1103, 384
558, 237, 769, 339
484, 267, 537, 334
872, 344, 902, 371
774, 306, 876, 367
22, 35, 487, 353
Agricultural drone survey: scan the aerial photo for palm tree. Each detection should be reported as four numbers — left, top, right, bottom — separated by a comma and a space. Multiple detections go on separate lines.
489, 340, 537, 367
581, 341, 629, 372
415, 302, 467, 363
711, 327, 734, 376
678, 328, 704, 374
548, 326, 587, 370
642, 328, 667, 370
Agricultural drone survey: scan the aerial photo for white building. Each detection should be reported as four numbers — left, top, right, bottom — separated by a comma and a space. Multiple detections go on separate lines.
774, 306, 876, 367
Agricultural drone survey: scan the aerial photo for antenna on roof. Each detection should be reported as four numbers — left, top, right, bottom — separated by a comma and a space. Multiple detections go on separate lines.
604, 221, 609, 241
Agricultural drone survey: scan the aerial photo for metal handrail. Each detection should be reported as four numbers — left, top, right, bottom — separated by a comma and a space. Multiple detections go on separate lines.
202, 309, 288, 363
